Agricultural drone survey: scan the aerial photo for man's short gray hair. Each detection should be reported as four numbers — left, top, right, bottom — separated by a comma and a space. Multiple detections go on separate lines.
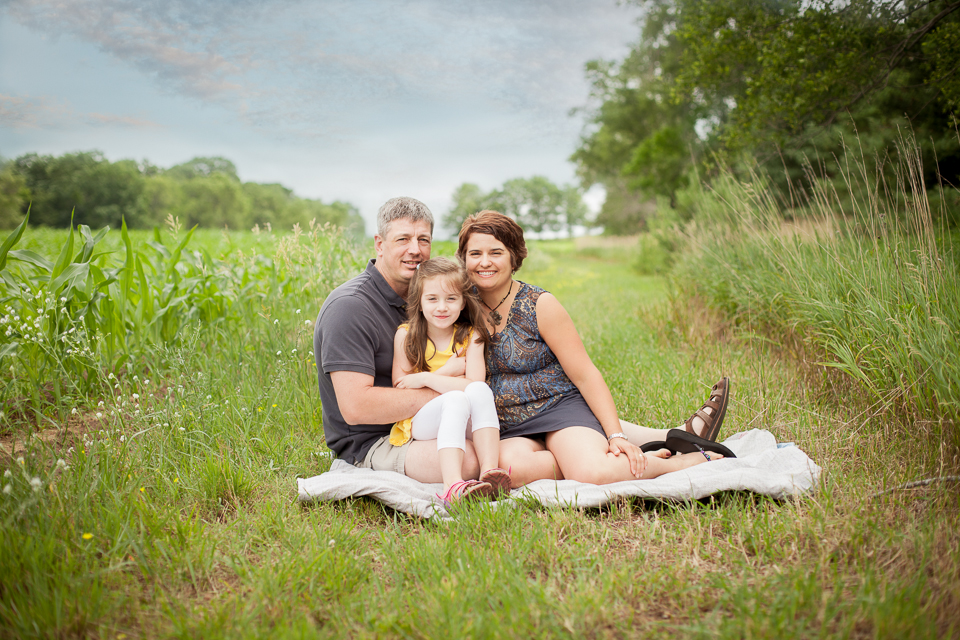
377, 197, 434, 237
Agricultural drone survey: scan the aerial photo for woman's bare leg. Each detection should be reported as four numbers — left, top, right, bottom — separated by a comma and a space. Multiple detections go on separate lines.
499, 436, 563, 488
641, 451, 721, 478
547, 427, 718, 484
619, 404, 719, 446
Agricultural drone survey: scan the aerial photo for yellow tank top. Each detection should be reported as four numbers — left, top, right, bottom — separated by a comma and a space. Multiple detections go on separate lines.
389, 324, 473, 446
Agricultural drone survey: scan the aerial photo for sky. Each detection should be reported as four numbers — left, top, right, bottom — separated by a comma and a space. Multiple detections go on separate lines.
0, 0, 643, 237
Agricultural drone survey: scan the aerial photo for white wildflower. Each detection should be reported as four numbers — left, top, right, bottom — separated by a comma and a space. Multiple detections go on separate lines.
2, 484, 10, 495
56, 459, 66, 468
30, 477, 42, 491
296, 309, 302, 314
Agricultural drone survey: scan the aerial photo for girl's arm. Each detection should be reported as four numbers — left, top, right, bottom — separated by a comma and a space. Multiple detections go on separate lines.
392, 327, 473, 393
535, 293, 645, 477
392, 328, 415, 387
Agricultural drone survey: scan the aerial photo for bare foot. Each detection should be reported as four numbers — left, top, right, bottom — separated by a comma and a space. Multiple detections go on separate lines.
641, 450, 722, 479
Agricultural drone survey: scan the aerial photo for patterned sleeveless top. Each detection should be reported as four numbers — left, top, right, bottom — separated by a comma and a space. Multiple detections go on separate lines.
485, 282, 577, 426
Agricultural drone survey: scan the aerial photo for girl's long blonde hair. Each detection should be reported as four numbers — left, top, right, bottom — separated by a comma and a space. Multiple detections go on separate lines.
403, 257, 489, 374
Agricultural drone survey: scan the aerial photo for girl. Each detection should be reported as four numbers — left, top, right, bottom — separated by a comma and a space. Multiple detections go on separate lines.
390, 257, 510, 505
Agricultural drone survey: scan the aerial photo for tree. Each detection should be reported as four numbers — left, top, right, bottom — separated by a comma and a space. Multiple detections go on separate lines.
570, 3, 706, 232
442, 183, 497, 236
140, 174, 183, 228
672, 0, 960, 153
11, 151, 147, 228
571, 0, 960, 234
0, 161, 29, 229
6, 150, 365, 234
166, 156, 240, 181
177, 173, 251, 229
446, 178, 591, 238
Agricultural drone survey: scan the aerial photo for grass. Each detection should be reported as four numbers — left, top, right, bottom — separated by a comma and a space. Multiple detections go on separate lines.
1, 225, 959, 637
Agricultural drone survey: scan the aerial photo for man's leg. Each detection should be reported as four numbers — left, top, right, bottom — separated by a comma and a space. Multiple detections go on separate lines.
403, 439, 481, 484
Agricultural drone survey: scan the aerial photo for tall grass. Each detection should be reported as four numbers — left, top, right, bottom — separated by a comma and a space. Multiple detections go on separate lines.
1, 229, 958, 637
673, 135, 960, 447
0, 216, 364, 427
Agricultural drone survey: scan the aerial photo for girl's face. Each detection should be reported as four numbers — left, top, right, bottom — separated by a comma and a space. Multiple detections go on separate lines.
420, 276, 465, 332
463, 232, 513, 293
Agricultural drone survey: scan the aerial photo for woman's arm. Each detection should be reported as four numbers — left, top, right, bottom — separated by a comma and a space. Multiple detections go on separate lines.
535, 293, 645, 477
463, 331, 486, 382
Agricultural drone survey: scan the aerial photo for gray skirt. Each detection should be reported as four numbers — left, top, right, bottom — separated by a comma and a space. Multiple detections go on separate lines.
500, 390, 605, 440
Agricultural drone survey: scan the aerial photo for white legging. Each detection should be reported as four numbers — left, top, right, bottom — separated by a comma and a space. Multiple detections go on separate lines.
411, 381, 500, 451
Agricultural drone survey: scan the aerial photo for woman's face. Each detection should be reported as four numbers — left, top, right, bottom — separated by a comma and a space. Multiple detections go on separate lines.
463, 232, 513, 292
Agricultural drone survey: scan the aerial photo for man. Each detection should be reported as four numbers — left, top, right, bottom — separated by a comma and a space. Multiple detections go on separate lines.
313, 196, 482, 481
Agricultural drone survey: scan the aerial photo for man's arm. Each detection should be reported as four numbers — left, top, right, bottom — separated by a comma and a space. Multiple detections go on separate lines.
331, 370, 438, 425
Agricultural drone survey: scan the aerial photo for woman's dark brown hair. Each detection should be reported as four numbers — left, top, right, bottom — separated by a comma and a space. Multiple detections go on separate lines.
403, 257, 490, 374
456, 210, 528, 271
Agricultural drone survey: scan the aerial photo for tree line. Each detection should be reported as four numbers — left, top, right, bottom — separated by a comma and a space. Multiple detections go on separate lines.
442, 177, 589, 238
571, 0, 960, 234
0, 152, 365, 236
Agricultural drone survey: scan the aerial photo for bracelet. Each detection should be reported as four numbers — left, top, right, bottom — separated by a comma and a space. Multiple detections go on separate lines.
607, 432, 628, 441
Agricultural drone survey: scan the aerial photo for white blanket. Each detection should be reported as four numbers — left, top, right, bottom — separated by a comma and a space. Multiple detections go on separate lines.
296, 429, 821, 520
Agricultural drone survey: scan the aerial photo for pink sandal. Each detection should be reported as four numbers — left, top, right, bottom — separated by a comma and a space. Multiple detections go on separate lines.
479, 467, 512, 497
437, 480, 495, 507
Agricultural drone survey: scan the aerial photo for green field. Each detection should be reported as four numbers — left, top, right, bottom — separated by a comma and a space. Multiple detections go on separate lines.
1, 213, 958, 638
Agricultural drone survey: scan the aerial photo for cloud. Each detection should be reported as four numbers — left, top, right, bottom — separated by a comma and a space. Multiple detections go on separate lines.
0, 93, 160, 129
5, 0, 256, 100
0, 94, 70, 128
86, 112, 161, 127
2, 0, 642, 142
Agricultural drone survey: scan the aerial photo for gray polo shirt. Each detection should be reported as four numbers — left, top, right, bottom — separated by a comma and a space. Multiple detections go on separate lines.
314, 259, 407, 464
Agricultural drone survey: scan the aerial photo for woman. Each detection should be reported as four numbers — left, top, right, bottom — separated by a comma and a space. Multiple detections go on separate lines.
457, 210, 731, 488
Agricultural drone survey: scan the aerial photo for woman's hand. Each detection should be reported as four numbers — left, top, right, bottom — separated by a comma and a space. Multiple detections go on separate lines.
394, 373, 428, 389
607, 437, 647, 478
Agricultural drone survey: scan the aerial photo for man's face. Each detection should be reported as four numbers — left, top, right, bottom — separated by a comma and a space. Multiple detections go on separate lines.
374, 218, 432, 296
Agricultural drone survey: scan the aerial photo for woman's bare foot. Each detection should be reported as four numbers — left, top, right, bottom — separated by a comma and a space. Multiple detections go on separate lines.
641, 450, 722, 479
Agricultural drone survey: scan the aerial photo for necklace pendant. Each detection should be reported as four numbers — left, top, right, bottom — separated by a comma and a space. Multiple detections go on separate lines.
490, 309, 502, 325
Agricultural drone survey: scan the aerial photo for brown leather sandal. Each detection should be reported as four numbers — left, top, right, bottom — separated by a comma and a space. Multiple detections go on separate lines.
683, 377, 730, 442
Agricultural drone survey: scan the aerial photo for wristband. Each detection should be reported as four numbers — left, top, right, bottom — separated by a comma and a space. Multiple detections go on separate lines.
607, 432, 628, 441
